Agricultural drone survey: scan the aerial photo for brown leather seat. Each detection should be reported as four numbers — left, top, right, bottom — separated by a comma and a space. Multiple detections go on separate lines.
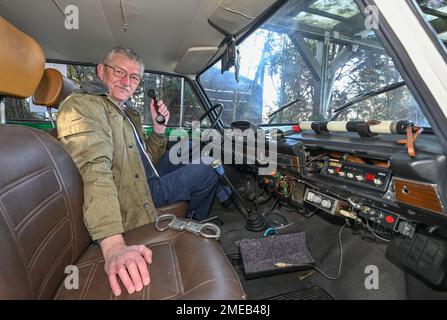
55, 224, 242, 300
0, 16, 245, 300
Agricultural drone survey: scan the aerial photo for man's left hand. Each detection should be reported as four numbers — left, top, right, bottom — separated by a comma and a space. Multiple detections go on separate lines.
150, 99, 170, 134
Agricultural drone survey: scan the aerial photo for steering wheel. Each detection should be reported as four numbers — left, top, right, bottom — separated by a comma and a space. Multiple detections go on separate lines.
198, 103, 224, 128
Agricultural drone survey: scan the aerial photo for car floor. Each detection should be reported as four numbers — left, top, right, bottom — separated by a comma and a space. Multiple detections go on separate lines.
210, 198, 447, 300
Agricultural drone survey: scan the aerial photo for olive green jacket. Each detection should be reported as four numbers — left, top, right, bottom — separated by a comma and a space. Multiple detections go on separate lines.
56, 80, 167, 241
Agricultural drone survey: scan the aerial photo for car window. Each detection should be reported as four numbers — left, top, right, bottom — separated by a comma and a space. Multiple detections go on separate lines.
132, 73, 207, 128
5, 96, 42, 121
199, 0, 430, 127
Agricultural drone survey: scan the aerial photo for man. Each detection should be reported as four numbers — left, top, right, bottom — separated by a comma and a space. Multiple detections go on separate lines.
57, 47, 224, 297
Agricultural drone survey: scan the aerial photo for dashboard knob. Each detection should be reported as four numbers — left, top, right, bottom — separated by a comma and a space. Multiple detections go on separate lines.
307, 192, 316, 201
356, 175, 364, 181
313, 196, 322, 204
321, 199, 332, 208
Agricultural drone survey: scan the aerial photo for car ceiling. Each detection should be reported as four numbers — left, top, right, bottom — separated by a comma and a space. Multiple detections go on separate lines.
0, 0, 279, 76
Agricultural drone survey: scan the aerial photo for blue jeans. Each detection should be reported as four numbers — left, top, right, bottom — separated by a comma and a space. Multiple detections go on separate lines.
148, 152, 229, 220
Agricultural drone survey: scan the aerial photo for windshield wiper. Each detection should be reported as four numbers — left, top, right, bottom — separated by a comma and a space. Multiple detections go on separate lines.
267, 98, 301, 122
330, 81, 406, 121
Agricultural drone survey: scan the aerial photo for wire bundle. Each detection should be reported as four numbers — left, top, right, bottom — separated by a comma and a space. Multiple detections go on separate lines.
277, 175, 300, 198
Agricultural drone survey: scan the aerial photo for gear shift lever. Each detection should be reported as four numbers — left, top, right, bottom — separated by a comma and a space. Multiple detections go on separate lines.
211, 159, 265, 231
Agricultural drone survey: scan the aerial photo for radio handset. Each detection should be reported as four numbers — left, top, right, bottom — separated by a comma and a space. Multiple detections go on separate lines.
147, 89, 165, 124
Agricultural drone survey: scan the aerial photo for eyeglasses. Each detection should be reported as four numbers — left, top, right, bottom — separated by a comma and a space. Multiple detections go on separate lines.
103, 64, 142, 85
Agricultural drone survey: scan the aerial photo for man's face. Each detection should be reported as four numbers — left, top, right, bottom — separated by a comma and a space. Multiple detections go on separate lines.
97, 53, 142, 103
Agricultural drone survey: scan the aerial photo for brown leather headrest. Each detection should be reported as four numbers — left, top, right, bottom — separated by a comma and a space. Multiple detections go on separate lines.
0, 16, 45, 98
32, 69, 75, 108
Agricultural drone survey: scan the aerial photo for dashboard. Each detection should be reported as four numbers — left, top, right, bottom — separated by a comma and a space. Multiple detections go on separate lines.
223, 121, 447, 238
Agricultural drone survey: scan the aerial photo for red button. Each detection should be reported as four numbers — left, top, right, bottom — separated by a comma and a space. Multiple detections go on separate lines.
292, 125, 301, 132
365, 173, 375, 182
385, 215, 395, 224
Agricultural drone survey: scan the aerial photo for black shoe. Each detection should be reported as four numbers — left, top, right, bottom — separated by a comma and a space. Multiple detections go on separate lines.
221, 196, 235, 209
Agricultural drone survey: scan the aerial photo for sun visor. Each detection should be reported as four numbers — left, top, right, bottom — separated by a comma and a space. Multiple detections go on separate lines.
0, 16, 45, 98
175, 47, 219, 75
208, 0, 276, 35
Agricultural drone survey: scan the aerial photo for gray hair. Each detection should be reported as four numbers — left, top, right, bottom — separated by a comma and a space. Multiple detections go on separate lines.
103, 47, 145, 76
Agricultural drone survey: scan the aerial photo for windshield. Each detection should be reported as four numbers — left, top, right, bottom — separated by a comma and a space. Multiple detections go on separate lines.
199, 0, 430, 127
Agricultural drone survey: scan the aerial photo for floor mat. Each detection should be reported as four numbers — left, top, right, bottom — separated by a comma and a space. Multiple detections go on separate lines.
262, 287, 333, 300
236, 232, 314, 279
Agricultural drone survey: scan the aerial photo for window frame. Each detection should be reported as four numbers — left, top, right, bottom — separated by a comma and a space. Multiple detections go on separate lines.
359, 0, 447, 150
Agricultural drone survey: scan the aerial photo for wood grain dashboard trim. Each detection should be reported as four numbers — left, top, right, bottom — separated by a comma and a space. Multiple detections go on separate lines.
394, 178, 444, 214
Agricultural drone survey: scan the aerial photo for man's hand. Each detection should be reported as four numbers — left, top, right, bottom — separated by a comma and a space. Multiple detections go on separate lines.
100, 234, 152, 296
150, 98, 170, 134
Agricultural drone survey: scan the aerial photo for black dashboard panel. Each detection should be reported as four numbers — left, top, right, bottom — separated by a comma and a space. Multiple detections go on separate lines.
265, 131, 447, 230
223, 122, 447, 230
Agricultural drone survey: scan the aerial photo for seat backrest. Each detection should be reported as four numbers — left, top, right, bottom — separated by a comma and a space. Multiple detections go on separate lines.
0, 17, 91, 299
0, 126, 91, 299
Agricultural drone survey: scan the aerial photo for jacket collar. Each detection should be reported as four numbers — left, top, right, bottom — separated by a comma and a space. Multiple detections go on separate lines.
78, 79, 109, 96
78, 79, 135, 115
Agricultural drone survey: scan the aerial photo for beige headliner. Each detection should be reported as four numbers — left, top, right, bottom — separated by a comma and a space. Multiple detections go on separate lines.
0, 0, 278, 76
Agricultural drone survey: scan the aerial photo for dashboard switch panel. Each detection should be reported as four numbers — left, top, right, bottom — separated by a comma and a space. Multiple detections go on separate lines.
304, 189, 339, 215
321, 159, 391, 192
